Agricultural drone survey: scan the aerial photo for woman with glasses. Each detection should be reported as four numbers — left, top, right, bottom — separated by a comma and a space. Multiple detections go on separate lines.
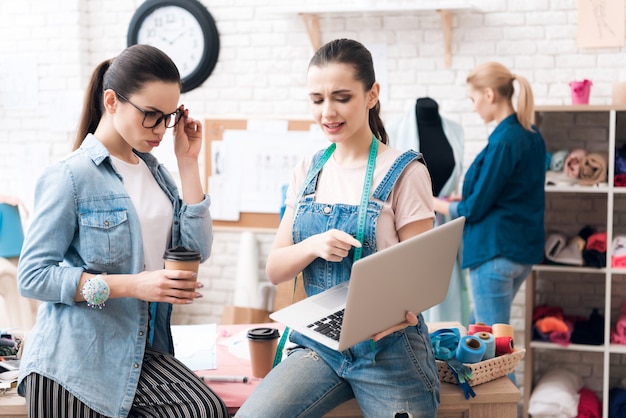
16, 44, 227, 418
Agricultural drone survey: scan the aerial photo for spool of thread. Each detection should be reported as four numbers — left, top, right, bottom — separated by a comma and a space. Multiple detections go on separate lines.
492, 323, 515, 339
495, 336, 514, 356
455, 335, 486, 364
476, 332, 496, 360
468, 322, 492, 335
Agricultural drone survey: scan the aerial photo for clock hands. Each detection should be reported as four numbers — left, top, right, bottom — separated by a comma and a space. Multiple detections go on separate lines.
161, 30, 189, 46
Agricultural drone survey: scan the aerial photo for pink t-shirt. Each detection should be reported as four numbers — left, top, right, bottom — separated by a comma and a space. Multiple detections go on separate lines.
285, 147, 434, 250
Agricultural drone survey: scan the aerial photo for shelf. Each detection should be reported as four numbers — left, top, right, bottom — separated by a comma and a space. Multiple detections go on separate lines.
525, 106, 624, 418
610, 344, 626, 354
545, 185, 609, 194
532, 265, 606, 274
531, 342, 626, 355
272, 2, 480, 67
530, 341, 606, 353
536, 104, 626, 112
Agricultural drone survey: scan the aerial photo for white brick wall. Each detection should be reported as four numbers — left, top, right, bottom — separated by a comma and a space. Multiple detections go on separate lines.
4, 0, 626, 403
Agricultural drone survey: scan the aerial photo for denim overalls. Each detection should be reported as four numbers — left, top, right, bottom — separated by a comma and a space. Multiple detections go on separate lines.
236, 148, 440, 418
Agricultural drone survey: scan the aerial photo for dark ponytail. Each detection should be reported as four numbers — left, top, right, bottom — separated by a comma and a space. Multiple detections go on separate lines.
309, 39, 388, 145
74, 60, 110, 150
73, 44, 181, 150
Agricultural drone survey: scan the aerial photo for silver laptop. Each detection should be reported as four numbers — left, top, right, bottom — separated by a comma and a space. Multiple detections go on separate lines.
270, 216, 465, 351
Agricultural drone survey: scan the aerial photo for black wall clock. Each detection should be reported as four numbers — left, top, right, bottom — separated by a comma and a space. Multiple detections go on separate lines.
127, 0, 220, 93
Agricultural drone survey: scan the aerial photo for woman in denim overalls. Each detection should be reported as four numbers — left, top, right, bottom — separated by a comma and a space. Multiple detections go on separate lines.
236, 39, 439, 418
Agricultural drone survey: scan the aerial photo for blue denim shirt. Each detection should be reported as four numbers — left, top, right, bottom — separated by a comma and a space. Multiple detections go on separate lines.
449, 114, 545, 269
16, 134, 213, 418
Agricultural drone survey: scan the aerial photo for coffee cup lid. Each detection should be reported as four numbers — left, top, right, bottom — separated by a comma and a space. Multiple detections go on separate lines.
247, 327, 280, 340
163, 246, 201, 261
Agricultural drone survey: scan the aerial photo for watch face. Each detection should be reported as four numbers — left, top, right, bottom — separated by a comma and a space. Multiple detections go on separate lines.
136, 6, 205, 80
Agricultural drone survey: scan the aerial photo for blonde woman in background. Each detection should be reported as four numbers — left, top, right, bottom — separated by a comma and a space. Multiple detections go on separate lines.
434, 62, 546, 340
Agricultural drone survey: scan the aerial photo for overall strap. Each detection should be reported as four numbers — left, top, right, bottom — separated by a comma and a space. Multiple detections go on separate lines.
372, 150, 425, 203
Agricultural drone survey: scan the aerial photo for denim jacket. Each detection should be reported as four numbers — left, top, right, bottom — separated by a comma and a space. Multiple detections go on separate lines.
16, 134, 213, 418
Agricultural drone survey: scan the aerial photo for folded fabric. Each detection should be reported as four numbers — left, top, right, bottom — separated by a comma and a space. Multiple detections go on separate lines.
612, 236, 626, 268
533, 305, 565, 323
615, 173, 626, 187
613, 236, 626, 256
564, 148, 588, 178
550, 149, 569, 171
579, 152, 608, 186
528, 368, 583, 417
533, 325, 551, 342
613, 255, 626, 268
578, 226, 597, 241
536, 316, 569, 334
583, 249, 606, 268
546, 170, 578, 186
545, 233, 583, 266
549, 319, 573, 346
611, 301, 626, 344
571, 308, 604, 345
578, 387, 601, 418
616, 146, 626, 174
586, 232, 607, 253
610, 387, 626, 418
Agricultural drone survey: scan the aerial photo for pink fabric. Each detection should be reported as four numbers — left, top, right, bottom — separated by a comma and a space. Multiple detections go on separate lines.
586, 232, 607, 253
611, 302, 626, 344
564, 149, 588, 179
613, 255, 626, 268
549, 319, 573, 346
577, 387, 601, 418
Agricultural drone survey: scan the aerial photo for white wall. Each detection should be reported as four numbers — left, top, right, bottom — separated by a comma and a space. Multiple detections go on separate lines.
2, 0, 626, 397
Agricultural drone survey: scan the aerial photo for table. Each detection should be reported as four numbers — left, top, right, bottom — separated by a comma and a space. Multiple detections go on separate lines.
0, 323, 521, 418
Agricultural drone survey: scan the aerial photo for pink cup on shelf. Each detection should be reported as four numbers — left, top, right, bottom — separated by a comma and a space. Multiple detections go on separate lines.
569, 79, 592, 104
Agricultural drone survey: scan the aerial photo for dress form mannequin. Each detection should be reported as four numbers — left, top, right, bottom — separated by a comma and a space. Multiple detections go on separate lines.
415, 97, 455, 196
387, 98, 470, 326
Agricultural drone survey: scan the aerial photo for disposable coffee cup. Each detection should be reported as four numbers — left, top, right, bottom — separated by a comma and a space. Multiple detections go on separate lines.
247, 327, 280, 378
163, 246, 201, 276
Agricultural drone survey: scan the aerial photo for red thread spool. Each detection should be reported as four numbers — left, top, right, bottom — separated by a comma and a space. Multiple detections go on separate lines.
468, 322, 492, 335
495, 336, 514, 356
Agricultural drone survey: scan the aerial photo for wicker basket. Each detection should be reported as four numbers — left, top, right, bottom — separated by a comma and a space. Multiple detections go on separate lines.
436, 348, 525, 387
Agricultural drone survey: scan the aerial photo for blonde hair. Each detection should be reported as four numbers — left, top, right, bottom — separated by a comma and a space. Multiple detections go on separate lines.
466, 61, 535, 132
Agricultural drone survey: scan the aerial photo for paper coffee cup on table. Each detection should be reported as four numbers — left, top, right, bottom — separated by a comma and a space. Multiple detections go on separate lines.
247, 327, 280, 378
163, 246, 201, 276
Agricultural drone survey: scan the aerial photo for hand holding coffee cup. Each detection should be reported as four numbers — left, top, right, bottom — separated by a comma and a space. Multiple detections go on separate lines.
163, 246, 202, 274
163, 246, 202, 296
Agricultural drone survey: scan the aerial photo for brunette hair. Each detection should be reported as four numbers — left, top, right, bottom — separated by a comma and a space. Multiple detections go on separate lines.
73, 44, 181, 150
466, 61, 535, 132
309, 39, 388, 145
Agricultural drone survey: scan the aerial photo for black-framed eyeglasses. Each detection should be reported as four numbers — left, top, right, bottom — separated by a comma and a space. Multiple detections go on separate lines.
116, 93, 183, 129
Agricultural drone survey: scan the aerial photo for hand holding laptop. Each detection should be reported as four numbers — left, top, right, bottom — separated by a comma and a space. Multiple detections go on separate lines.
372, 311, 419, 342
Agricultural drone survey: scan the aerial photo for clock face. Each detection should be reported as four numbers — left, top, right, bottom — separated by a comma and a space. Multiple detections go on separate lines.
136, 6, 205, 80
128, 0, 220, 92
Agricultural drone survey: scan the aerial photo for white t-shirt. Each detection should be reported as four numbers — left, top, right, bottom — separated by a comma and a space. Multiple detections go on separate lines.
111, 156, 173, 270
286, 147, 434, 250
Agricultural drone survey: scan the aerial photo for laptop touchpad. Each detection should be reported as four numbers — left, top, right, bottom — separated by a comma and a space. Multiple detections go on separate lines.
313, 286, 347, 310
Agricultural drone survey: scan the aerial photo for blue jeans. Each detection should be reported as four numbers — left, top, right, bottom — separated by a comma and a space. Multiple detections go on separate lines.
468, 257, 531, 326
469, 257, 530, 385
235, 319, 439, 418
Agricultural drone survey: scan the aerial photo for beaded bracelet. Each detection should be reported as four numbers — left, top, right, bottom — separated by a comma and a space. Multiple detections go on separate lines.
81, 275, 110, 309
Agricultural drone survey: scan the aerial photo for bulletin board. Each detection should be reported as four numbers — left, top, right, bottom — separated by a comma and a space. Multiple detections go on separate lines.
204, 118, 317, 229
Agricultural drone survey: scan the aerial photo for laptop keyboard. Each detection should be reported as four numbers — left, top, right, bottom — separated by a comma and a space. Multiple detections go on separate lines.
307, 309, 344, 342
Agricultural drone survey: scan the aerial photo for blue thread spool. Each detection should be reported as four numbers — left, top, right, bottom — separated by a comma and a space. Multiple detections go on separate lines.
476, 332, 496, 360
456, 335, 486, 364
0, 204, 24, 258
